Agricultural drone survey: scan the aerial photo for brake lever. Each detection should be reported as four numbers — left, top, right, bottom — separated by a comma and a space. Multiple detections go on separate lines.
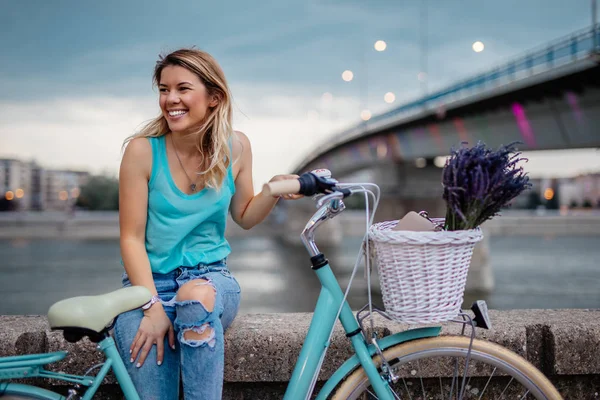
316, 192, 345, 209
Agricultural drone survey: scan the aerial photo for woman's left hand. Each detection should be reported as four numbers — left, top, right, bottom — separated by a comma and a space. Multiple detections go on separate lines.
269, 174, 304, 200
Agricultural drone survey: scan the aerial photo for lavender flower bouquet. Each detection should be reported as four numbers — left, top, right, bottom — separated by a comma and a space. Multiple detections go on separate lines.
442, 141, 531, 231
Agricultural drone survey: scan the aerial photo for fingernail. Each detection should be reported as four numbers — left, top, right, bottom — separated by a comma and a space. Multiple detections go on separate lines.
129, 349, 132, 354
130, 358, 133, 363
171, 345, 176, 350
157, 361, 162, 366
136, 362, 141, 368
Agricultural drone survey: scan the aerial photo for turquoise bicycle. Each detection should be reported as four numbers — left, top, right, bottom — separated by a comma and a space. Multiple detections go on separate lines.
1, 170, 562, 399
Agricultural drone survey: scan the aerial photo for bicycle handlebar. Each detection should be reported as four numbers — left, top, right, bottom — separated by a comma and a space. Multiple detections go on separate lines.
262, 171, 341, 197
262, 179, 301, 197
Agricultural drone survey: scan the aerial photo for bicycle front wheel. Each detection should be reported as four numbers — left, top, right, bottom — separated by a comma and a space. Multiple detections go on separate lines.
333, 336, 562, 399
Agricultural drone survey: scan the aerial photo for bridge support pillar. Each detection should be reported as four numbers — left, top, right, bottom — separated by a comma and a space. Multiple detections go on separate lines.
466, 232, 495, 294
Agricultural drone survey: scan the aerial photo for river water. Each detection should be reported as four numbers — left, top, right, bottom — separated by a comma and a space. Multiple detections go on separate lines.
0, 234, 599, 315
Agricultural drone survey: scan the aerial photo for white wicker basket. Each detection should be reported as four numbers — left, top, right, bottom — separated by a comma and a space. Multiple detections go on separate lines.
368, 219, 483, 324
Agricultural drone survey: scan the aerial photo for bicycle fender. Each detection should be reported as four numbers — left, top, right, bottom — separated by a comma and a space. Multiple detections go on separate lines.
315, 326, 441, 400
0, 382, 66, 399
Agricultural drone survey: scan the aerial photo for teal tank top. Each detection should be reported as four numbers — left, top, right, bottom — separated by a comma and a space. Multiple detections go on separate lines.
144, 135, 236, 274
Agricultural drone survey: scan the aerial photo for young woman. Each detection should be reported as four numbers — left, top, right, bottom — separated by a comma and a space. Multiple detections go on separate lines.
114, 48, 299, 400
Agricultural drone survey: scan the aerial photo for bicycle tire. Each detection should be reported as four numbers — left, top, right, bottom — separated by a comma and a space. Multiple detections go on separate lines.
332, 336, 562, 399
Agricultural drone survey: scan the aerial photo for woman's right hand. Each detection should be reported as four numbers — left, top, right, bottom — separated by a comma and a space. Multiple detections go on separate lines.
130, 304, 176, 367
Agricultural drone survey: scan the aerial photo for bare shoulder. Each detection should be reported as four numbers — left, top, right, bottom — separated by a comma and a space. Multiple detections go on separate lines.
121, 137, 152, 178
124, 137, 152, 158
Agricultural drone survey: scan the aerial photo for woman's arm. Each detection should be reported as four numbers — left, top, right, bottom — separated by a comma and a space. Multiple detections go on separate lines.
229, 131, 298, 230
119, 138, 156, 293
119, 137, 175, 366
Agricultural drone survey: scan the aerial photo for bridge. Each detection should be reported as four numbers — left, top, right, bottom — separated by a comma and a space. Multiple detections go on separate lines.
276, 25, 600, 294
294, 25, 600, 186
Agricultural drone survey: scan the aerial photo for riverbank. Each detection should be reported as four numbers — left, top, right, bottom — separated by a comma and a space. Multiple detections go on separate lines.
1, 310, 599, 398
1, 210, 600, 239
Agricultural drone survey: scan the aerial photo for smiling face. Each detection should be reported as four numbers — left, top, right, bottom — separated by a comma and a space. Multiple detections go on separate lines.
158, 65, 218, 134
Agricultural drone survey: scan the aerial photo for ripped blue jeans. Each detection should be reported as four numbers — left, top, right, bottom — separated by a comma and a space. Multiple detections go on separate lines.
113, 260, 241, 400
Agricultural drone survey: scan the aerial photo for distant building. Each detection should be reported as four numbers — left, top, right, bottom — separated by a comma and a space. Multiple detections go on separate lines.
44, 169, 90, 210
1, 158, 90, 211
560, 173, 600, 208
0, 159, 33, 210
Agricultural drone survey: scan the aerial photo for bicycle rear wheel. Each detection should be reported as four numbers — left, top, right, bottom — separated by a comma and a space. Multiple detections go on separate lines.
333, 336, 562, 399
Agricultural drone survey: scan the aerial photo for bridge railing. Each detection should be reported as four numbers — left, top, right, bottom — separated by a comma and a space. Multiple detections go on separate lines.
313, 24, 600, 160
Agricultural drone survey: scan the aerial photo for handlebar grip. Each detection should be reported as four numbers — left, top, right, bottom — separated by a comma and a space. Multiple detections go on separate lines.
262, 180, 301, 197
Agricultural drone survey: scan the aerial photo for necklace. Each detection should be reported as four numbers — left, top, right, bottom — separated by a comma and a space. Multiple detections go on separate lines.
170, 135, 200, 192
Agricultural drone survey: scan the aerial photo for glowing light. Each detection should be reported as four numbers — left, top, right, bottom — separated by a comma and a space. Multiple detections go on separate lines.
342, 70, 354, 82
5, 191, 14, 201
70, 188, 80, 198
374, 40, 387, 51
453, 118, 469, 142
360, 109, 372, 121
472, 41, 485, 52
566, 91, 584, 124
434, 156, 447, 168
384, 92, 396, 103
544, 188, 555, 201
59, 191, 69, 201
15, 189, 24, 198
415, 158, 427, 168
321, 92, 333, 103
511, 103, 537, 148
376, 143, 388, 159
417, 72, 427, 82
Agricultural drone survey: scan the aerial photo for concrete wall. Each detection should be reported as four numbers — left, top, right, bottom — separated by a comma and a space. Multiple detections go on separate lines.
1, 310, 599, 398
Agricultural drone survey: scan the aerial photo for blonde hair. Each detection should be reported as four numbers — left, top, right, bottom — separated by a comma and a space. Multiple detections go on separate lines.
125, 48, 233, 190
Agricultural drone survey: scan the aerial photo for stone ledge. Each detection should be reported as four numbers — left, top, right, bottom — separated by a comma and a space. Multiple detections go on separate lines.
1, 310, 600, 397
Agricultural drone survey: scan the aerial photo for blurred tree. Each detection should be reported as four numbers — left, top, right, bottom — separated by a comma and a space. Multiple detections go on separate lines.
569, 200, 579, 209
525, 191, 542, 210
545, 191, 560, 210
75, 175, 119, 210
582, 198, 593, 208
0, 198, 18, 211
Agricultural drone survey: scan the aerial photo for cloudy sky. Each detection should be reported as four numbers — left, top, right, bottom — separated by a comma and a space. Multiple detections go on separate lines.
1, 0, 599, 191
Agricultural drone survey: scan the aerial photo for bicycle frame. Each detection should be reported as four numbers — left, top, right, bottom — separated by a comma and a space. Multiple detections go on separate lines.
283, 259, 441, 400
282, 191, 441, 400
0, 336, 140, 400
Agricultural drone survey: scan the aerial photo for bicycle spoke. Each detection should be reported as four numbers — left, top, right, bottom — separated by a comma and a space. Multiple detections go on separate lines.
417, 359, 426, 400
449, 357, 460, 400
518, 390, 531, 400
477, 367, 496, 400
335, 337, 560, 400
438, 360, 444, 398
462, 375, 473, 399
498, 377, 515, 398
400, 375, 413, 400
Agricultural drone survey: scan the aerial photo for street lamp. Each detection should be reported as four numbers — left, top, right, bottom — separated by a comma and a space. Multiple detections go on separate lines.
384, 92, 396, 103
472, 41, 485, 53
374, 40, 387, 52
341, 40, 388, 122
